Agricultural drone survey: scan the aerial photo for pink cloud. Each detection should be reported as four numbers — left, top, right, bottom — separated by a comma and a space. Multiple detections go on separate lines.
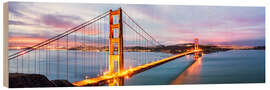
40, 14, 82, 29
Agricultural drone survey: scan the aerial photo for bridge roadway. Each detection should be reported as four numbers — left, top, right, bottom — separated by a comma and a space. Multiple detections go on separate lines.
72, 49, 202, 86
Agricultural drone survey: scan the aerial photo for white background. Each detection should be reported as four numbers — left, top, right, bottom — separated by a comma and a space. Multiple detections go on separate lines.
0, 0, 269, 90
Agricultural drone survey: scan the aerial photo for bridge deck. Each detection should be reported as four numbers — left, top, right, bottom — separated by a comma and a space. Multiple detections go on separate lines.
72, 49, 202, 86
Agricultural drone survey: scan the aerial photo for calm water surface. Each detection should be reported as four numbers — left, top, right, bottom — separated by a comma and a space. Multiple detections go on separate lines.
125, 50, 265, 85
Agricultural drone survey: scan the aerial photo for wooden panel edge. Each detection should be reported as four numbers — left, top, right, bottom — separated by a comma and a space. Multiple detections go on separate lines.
3, 2, 9, 88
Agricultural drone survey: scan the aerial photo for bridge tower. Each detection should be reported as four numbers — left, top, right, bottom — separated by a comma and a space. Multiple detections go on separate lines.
194, 38, 199, 50
108, 8, 124, 86
194, 38, 199, 60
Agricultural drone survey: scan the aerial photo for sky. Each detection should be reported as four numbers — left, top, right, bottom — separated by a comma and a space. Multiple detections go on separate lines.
8, 2, 265, 48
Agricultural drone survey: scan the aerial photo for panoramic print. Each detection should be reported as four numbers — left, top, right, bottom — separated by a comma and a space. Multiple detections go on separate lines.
6, 2, 265, 87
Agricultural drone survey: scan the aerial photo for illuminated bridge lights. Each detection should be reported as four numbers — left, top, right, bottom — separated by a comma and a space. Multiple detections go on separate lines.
72, 49, 203, 86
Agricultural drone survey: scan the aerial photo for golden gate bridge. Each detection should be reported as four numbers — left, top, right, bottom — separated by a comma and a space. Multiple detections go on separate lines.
8, 8, 203, 86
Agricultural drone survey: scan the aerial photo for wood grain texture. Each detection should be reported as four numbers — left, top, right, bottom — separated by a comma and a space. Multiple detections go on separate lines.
3, 2, 9, 88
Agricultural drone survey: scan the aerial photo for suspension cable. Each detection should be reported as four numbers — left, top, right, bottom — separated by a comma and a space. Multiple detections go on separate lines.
123, 21, 156, 46
122, 10, 162, 46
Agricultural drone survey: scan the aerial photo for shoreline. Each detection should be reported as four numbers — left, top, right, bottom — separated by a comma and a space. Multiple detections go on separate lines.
9, 73, 74, 88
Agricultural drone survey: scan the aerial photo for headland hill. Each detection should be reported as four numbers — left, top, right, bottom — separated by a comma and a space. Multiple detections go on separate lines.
64, 43, 264, 54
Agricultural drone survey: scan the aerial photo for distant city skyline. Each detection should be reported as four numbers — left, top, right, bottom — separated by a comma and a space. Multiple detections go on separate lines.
8, 2, 265, 48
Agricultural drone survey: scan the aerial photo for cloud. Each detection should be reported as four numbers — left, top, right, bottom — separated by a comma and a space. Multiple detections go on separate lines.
40, 14, 82, 29
7, 2, 265, 47
8, 36, 47, 48
8, 2, 25, 17
227, 16, 265, 28
8, 20, 29, 25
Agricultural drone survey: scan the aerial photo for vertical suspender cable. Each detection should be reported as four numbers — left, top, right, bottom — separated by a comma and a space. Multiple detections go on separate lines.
22, 55, 24, 73
66, 35, 69, 80
105, 17, 107, 72
46, 45, 48, 75
35, 48, 36, 73
94, 23, 96, 75
16, 54, 18, 73
90, 24, 93, 76
48, 43, 50, 76
86, 26, 89, 76
38, 48, 40, 74
83, 26, 86, 76
57, 40, 60, 79
75, 31, 77, 79
103, 17, 105, 72
27, 52, 30, 73
98, 19, 101, 75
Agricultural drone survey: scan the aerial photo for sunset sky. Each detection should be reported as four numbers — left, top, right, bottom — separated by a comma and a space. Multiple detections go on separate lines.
8, 2, 265, 48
